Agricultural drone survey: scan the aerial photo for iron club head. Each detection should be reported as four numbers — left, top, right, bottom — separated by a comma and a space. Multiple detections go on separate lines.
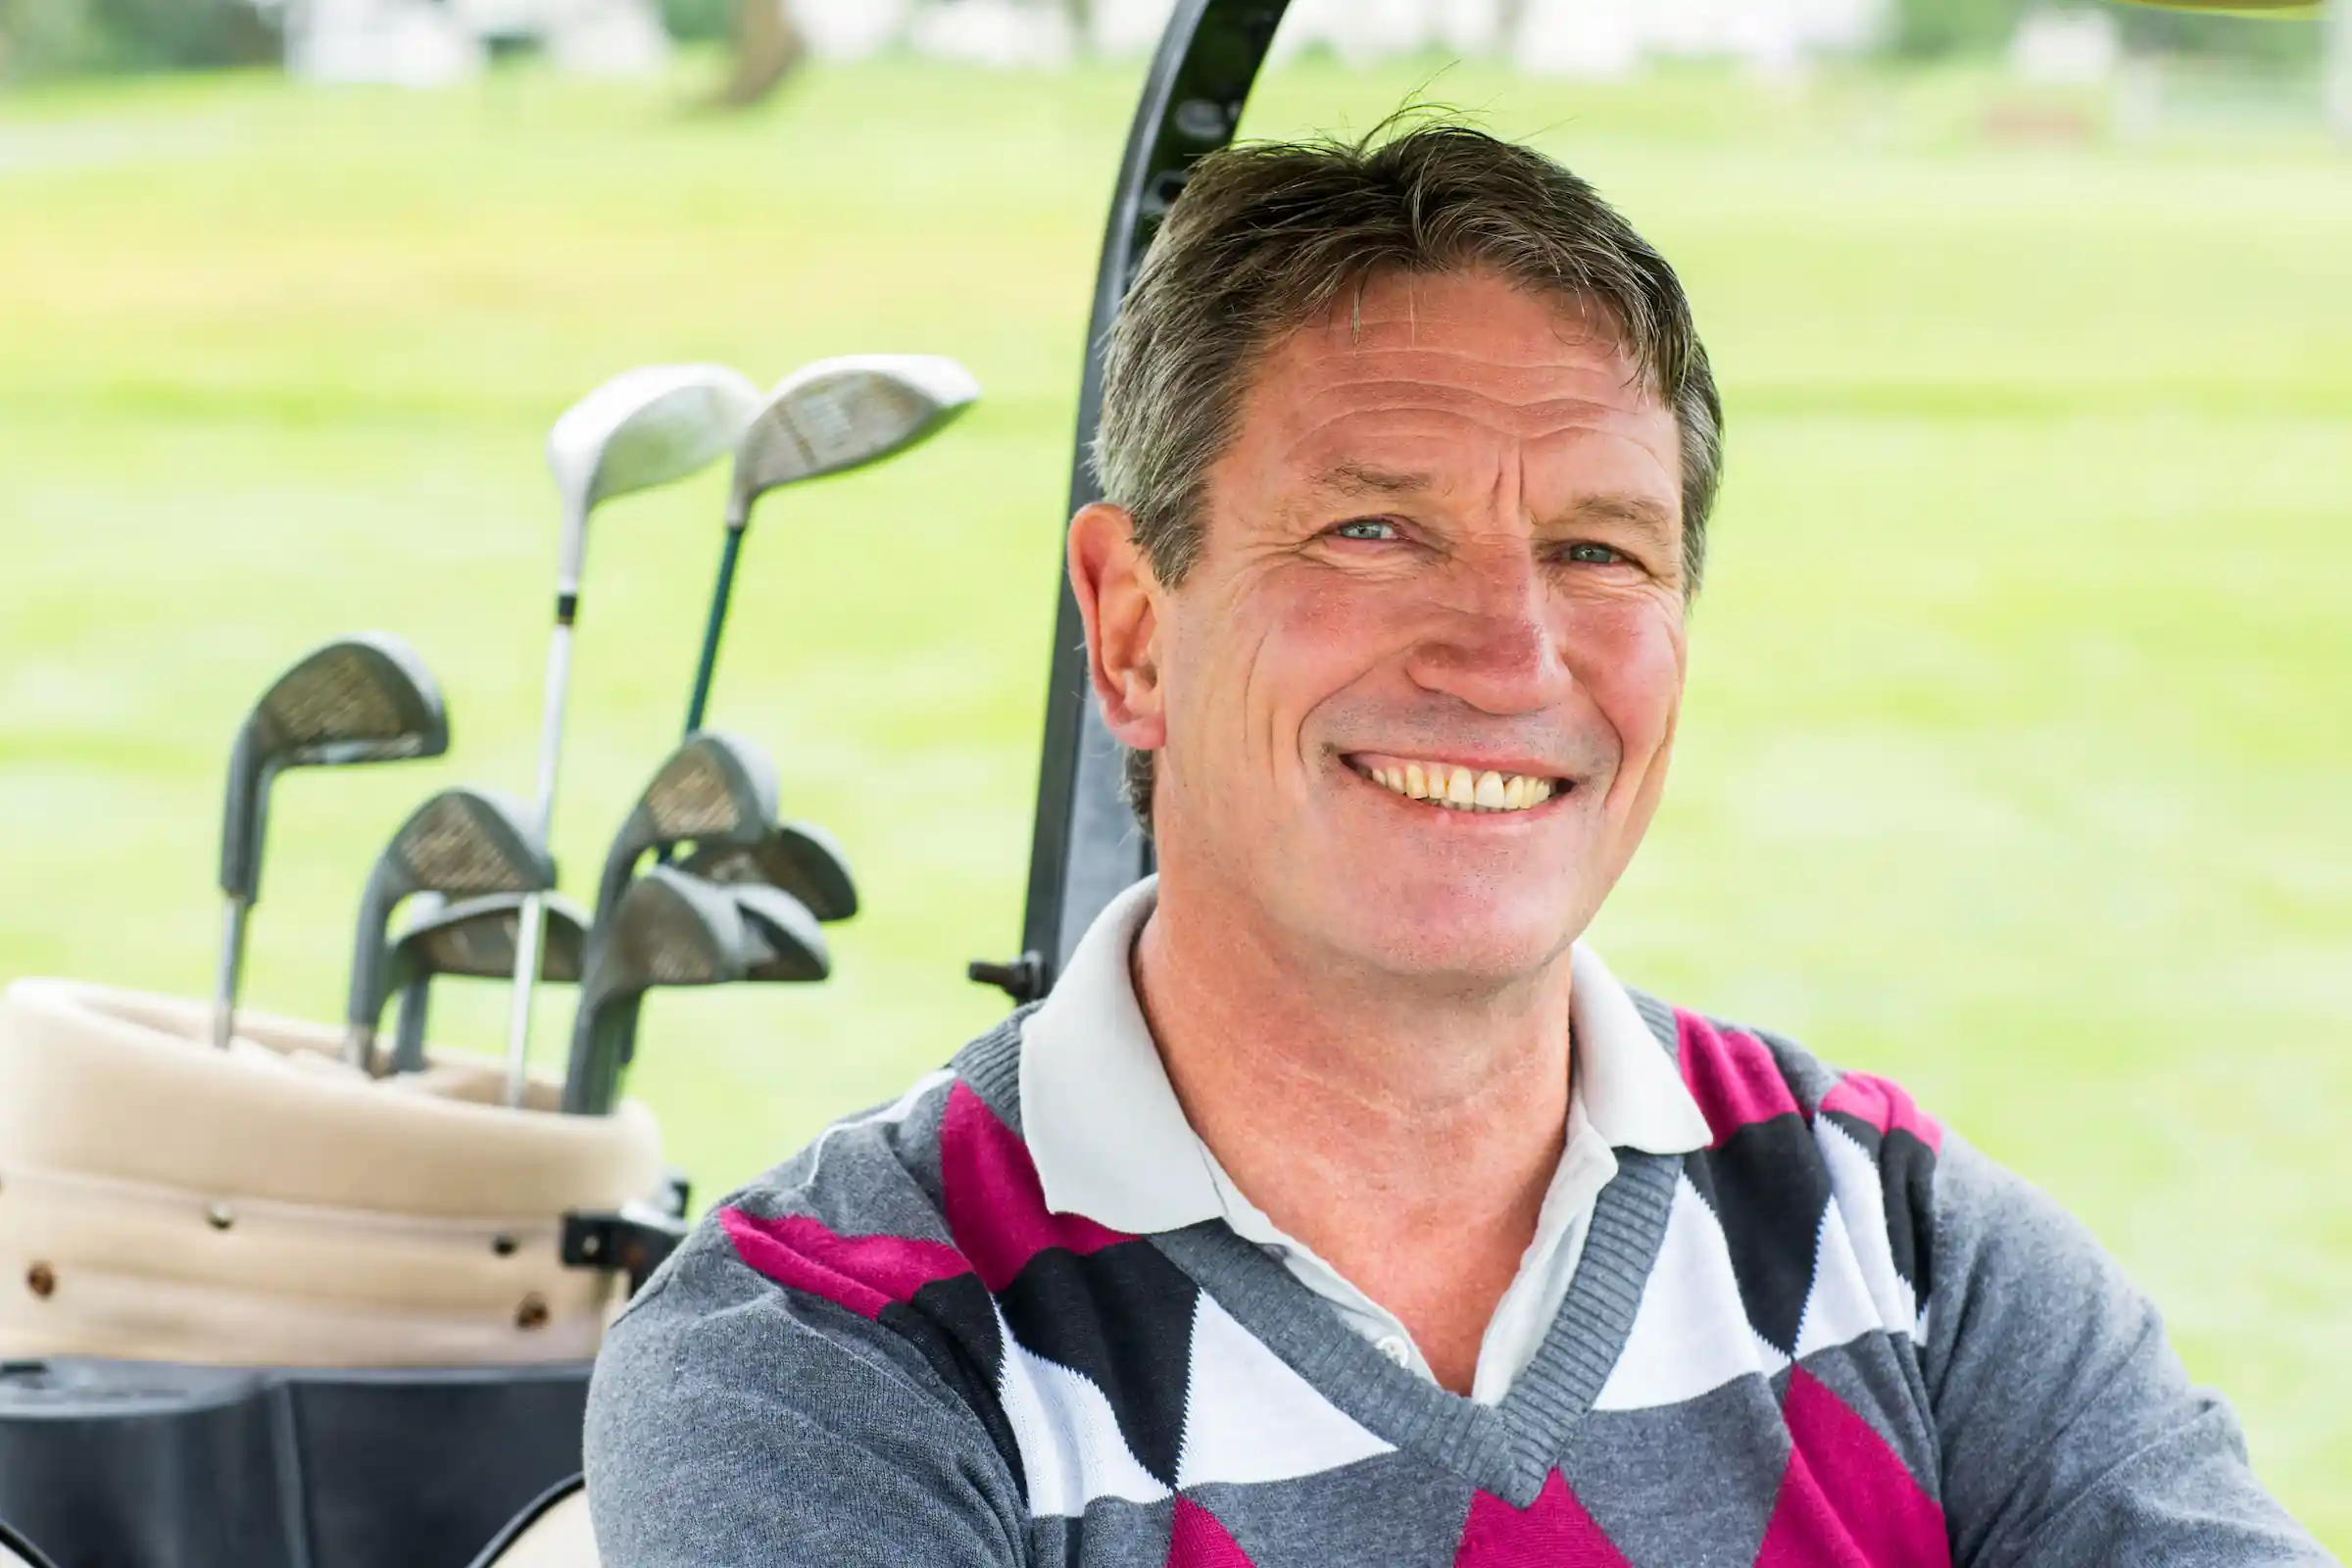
681, 819, 858, 922
212, 631, 450, 1050
343, 786, 556, 1068
729, 884, 831, 983
383, 892, 590, 1075
218, 631, 451, 906
564, 866, 765, 1115
593, 731, 780, 921
725, 354, 980, 529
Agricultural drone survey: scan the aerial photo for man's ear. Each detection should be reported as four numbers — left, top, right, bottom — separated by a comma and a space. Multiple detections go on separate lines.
1067, 502, 1167, 752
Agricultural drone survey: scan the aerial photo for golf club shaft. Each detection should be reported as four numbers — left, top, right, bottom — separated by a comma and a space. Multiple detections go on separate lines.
654, 527, 750, 872
562, 993, 638, 1116
682, 525, 747, 738
504, 616, 575, 1105
211, 896, 249, 1050
390, 972, 430, 1075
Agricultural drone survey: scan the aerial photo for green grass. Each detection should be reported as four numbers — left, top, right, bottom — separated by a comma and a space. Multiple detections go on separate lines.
1, 55, 2347, 1538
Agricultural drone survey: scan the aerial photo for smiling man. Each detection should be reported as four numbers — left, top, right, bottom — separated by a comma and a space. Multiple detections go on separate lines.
586, 125, 2328, 1565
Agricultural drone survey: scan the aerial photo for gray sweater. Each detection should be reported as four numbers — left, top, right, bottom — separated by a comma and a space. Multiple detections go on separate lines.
586, 999, 2329, 1565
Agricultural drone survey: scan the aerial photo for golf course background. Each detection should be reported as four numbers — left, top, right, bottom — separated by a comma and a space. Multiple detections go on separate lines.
2, 53, 2346, 1536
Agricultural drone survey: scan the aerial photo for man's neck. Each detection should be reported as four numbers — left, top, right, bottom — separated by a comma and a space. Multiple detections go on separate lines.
1130, 874, 1576, 1394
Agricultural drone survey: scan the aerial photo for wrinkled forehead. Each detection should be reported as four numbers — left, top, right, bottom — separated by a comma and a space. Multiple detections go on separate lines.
1227, 268, 1683, 492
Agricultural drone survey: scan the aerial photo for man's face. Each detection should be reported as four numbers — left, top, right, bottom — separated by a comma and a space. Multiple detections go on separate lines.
1089, 267, 1690, 984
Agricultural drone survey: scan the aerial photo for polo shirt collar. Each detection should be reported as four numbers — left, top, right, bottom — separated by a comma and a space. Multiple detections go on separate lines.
1019, 876, 1712, 1237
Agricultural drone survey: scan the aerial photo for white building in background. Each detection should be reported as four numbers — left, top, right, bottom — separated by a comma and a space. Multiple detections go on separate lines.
282, 0, 482, 85
284, 0, 671, 85
868, 0, 1892, 72
283, 0, 1899, 86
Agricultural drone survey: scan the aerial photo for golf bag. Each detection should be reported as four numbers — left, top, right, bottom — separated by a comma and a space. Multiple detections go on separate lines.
0, 979, 667, 1565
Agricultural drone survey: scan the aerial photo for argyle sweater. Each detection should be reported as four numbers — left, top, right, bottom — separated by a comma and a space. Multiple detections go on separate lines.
585, 999, 2328, 1566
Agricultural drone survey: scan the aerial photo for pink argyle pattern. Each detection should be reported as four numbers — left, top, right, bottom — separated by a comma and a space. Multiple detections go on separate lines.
709, 1006, 1955, 1565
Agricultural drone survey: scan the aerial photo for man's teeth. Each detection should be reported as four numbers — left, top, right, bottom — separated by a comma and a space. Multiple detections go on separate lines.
1363, 762, 1556, 813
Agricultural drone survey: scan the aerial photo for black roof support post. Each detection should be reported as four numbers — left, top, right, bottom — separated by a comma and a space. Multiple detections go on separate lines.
971, 0, 1293, 1004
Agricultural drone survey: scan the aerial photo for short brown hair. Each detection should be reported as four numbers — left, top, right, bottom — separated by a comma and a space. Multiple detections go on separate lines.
1092, 120, 1724, 829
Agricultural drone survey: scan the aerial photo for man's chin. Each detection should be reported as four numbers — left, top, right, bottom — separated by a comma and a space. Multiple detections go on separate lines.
1305, 889, 1581, 987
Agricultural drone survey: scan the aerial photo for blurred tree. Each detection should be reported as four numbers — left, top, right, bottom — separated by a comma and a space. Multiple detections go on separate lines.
1891, 0, 2029, 56
2, 0, 276, 77
2114, 6, 2321, 66
709, 0, 807, 107
1895, 0, 2319, 63
662, 0, 736, 42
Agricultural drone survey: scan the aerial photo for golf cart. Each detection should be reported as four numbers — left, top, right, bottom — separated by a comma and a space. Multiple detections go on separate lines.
0, 2, 1287, 1562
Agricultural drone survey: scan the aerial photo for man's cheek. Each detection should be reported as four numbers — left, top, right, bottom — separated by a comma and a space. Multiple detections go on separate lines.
1574, 622, 1684, 810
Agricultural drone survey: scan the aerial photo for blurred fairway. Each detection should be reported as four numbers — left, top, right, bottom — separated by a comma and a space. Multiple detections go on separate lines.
1, 51, 2347, 1537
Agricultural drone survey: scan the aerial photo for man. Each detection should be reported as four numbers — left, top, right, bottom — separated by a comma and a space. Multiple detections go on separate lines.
587, 124, 2328, 1564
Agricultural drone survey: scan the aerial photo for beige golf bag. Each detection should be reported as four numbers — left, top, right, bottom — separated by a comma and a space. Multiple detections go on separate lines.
0, 977, 658, 1565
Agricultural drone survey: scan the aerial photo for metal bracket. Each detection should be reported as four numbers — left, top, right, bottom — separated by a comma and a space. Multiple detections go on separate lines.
967, 952, 1047, 1005
559, 1205, 688, 1297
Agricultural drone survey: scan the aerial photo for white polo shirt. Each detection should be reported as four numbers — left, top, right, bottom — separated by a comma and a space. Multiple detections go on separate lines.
1018, 876, 1713, 1406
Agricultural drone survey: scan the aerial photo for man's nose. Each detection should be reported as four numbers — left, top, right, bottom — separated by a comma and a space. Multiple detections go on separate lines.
1404, 553, 1571, 716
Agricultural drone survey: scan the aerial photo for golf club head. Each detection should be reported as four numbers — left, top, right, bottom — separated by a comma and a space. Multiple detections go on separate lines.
385, 892, 590, 1074
729, 884, 831, 983
547, 364, 763, 586
681, 819, 858, 922
218, 632, 451, 903
564, 866, 758, 1114
398, 891, 590, 984
594, 731, 781, 920
344, 786, 557, 1062
726, 354, 980, 527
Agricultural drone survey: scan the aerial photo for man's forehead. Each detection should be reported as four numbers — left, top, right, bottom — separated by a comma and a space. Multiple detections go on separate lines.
1282, 267, 1642, 380
1237, 269, 1675, 452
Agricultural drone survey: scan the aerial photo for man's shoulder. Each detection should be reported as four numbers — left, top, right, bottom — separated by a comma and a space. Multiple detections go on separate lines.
1614, 990, 1949, 1359
612, 1012, 1031, 1344
1626, 986, 1943, 1155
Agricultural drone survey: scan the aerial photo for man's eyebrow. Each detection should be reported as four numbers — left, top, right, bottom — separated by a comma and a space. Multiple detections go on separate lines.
1558, 492, 1679, 542
1312, 461, 1433, 496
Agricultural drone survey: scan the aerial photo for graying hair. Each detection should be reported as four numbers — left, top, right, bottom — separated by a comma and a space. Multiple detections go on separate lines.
1091, 120, 1724, 831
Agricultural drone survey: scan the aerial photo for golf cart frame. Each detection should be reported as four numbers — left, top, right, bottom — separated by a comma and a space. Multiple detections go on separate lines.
983, 0, 1292, 1006
0, 2, 1291, 1562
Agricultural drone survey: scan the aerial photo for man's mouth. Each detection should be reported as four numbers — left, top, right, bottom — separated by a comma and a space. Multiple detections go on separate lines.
1344, 754, 1567, 814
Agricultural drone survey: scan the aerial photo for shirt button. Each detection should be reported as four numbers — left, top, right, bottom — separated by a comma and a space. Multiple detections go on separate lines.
1374, 1335, 1411, 1367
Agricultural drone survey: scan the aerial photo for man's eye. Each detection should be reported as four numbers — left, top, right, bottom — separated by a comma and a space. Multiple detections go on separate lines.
1332, 518, 1399, 542
1564, 542, 1626, 565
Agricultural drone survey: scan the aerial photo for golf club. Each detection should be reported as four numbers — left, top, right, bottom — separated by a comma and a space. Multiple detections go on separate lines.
679, 818, 858, 922
562, 866, 770, 1116
593, 731, 780, 923
342, 786, 555, 1072
729, 883, 831, 983
680, 355, 980, 736
384, 892, 591, 1076
506, 364, 763, 1105
214, 631, 450, 1050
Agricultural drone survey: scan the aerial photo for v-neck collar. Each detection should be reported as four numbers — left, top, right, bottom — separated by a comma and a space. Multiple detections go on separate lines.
1018, 875, 1710, 1236
1147, 1149, 1683, 1506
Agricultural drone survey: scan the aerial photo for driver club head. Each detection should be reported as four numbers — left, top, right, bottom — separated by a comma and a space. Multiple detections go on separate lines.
564, 866, 761, 1115
681, 819, 858, 922
548, 364, 763, 518
384, 892, 590, 1074
546, 364, 762, 587
726, 354, 979, 528
593, 731, 780, 921
343, 786, 556, 1066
